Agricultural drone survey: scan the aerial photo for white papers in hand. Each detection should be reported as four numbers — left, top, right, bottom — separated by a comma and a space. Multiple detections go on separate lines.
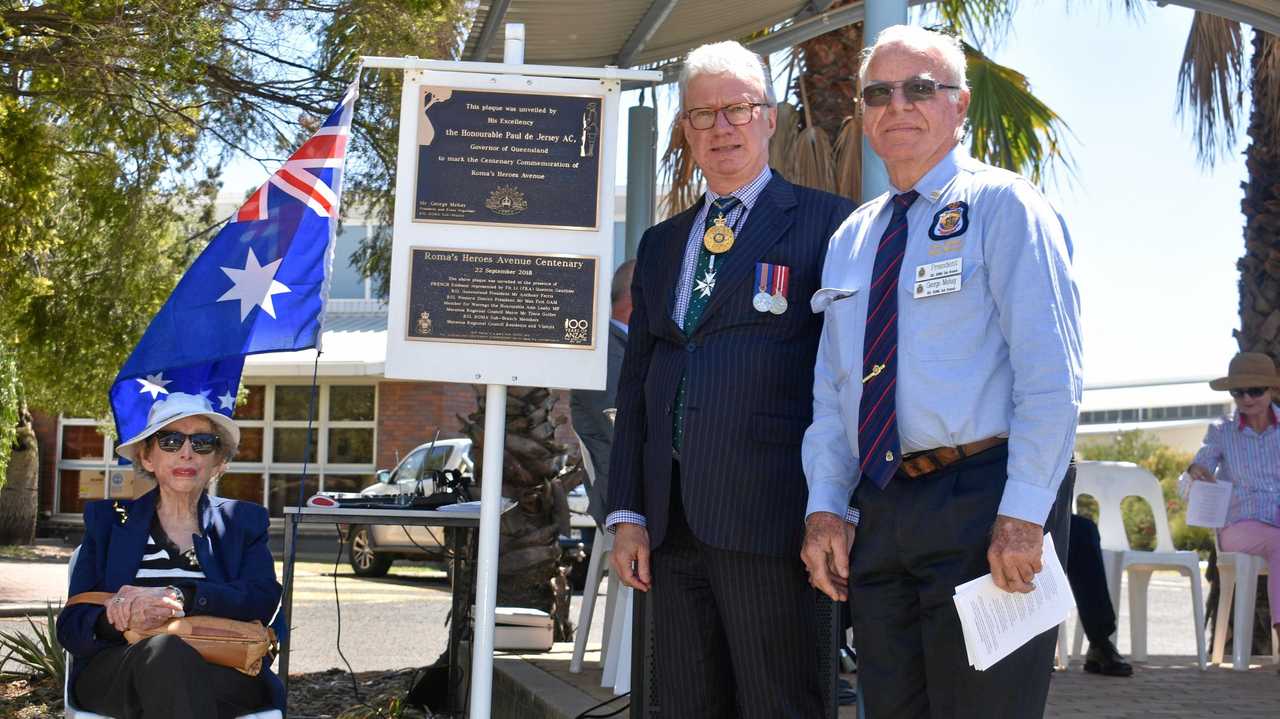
1185, 480, 1232, 528
952, 534, 1076, 671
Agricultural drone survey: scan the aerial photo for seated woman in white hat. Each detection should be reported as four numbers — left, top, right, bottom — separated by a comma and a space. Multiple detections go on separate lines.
56, 392, 284, 717
1187, 352, 1280, 653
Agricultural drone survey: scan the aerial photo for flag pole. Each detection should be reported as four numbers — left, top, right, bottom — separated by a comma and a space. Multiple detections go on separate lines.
467, 24, 524, 719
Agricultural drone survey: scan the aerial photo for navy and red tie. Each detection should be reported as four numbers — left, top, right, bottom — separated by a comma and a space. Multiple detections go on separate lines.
858, 190, 919, 488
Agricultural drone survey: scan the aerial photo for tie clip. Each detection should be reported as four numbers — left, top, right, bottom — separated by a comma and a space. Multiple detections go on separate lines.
862, 364, 885, 384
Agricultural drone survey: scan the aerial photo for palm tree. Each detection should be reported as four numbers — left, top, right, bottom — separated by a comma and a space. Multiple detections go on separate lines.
460, 386, 583, 641
1179, 12, 1280, 657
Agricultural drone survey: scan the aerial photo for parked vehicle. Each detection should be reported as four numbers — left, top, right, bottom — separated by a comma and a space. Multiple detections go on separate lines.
345, 438, 473, 577
345, 437, 598, 584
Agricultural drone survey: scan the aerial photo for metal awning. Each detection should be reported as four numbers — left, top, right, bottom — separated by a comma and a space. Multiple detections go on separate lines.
461, 0, 1280, 76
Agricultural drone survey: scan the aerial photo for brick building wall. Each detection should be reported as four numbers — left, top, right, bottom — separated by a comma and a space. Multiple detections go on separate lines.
375, 380, 477, 469
31, 410, 58, 513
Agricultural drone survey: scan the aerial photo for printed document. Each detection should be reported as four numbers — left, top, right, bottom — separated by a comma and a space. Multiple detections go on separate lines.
952, 534, 1075, 671
1185, 479, 1232, 528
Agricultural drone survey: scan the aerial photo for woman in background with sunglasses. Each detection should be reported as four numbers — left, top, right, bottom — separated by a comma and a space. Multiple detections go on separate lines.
57, 392, 283, 718
1188, 351, 1280, 649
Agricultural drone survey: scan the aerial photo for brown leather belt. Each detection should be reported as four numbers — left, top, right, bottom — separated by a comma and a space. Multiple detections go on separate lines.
898, 437, 1007, 479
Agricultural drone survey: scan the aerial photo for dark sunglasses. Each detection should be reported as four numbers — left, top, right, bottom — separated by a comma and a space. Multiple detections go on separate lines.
1228, 387, 1269, 399
861, 77, 961, 107
151, 430, 221, 455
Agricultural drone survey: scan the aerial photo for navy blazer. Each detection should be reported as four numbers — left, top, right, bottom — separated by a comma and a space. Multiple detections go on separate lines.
57, 489, 286, 711
608, 173, 855, 558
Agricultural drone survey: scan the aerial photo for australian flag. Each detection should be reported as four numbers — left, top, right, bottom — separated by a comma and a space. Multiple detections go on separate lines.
109, 81, 360, 451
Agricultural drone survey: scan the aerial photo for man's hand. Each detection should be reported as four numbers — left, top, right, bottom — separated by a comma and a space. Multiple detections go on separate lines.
801, 512, 856, 602
610, 523, 652, 592
106, 586, 184, 631
1187, 463, 1214, 483
987, 515, 1044, 593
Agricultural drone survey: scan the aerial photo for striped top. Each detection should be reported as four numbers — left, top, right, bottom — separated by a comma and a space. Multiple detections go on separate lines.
134, 514, 206, 586
1192, 407, 1280, 527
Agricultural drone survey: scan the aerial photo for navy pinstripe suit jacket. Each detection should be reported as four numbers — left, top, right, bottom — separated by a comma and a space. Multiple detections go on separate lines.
608, 172, 855, 558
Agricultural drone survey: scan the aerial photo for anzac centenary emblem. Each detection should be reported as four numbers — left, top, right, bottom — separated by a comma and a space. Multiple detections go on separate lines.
564, 318, 590, 343
415, 311, 433, 336
929, 200, 970, 241
485, 185, 529, 216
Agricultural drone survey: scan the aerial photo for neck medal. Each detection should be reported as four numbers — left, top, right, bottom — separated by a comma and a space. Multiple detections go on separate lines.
703, 214, 735, 254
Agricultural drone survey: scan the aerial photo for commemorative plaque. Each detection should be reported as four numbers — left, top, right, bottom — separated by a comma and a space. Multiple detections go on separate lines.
414, 87, 602, 229
406, 248, 597, 349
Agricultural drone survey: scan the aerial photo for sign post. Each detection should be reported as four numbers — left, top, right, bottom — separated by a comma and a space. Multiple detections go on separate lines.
367, 25, 659, 718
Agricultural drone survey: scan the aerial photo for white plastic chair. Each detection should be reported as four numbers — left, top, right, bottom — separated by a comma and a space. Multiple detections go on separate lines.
569, 430, 626, 676
1211, 535, 1280, 670
1070, 461, 1208, 670
64, 547, 283, 719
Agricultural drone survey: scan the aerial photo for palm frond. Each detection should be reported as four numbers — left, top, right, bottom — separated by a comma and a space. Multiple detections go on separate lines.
1250, 31, 1280, 145
929, 0, 1017, 49
963, 41, 1075, 188
1176, 12, 1244, 168
770, 102, 803, 174
833, 115, 863, 200
658, 119, 702, 219
789, 126, 838, 193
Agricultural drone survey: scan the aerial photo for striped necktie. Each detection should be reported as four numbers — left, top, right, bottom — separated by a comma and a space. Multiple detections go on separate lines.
858, 190, 919, 488
673, 195, 740, 453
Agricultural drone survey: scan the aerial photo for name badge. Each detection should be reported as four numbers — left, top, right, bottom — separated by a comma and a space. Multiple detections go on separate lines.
914, 274, 962, 298
914, 258, 962, 282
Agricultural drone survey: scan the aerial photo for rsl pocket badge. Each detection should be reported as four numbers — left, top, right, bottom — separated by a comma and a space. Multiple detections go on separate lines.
928, 200, 970, 241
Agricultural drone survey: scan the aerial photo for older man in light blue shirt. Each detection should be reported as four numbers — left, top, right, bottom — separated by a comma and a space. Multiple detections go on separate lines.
799, 25, 1082, 719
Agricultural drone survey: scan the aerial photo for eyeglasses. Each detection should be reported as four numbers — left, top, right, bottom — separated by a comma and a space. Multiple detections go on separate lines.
861, 77, 961, 107
1229, 387, 1269, 399
683, 102, 770, 130
151, 430, 222, 455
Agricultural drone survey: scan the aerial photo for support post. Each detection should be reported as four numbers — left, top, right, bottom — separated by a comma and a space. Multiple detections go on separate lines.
859, 0, 908, 202
625, 102, 657, 261
468, 383, 509, 717
468, 25, 524, 718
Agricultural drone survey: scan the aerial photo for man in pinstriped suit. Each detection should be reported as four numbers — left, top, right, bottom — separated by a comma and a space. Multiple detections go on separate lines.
605, 40, 855, 718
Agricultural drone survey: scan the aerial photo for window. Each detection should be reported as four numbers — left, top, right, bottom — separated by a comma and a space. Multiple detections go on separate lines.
53, 382, 377, 517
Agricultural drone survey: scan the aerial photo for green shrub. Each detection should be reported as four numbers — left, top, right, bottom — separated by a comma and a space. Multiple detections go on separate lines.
0, 603, 65, 692
1077, 430, 1213, 557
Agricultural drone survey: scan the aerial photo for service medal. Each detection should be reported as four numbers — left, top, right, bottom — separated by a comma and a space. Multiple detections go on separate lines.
753, 292, 773, 312
769, 293, 788, 315
703, 215, 735, 254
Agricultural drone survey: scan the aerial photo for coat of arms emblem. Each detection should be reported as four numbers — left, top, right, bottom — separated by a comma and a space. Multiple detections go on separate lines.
485, 186, 528, 216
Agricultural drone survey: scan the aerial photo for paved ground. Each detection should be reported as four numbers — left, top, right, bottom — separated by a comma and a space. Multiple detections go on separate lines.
3, 549, 1276, 717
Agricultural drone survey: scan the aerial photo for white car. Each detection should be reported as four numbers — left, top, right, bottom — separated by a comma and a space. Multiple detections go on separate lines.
345, 438, 475, 577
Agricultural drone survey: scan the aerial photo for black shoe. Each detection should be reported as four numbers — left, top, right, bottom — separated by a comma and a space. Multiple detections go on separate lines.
1083, 640, 1133, 677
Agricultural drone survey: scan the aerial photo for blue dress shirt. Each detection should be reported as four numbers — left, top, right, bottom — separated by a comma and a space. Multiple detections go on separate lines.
803, 148, 1083, 526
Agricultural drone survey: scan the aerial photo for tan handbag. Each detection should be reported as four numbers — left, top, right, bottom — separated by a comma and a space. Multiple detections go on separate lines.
67, 592, 278, 676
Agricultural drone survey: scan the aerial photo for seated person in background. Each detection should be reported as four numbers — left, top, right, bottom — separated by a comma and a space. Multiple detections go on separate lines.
57, 392, 284, 718
1066, 514, 1133, 676
1187, 352, 1280, 649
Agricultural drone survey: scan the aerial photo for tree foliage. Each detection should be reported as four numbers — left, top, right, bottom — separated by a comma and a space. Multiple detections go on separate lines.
0, 1, 465, 424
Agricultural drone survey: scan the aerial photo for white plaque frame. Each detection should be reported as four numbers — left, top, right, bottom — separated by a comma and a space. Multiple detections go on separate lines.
385, 68, 622, 391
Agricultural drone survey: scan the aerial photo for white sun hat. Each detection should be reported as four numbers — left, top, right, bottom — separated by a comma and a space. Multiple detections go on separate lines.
116, 392, 240, 464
